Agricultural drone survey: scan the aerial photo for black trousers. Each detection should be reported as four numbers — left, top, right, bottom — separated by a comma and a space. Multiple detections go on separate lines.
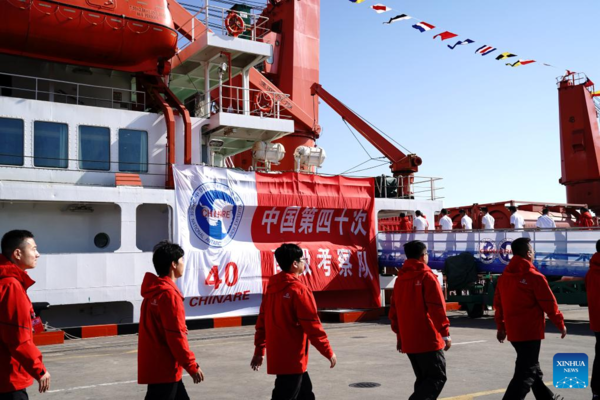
592, 332, 600, 396
406, 350, 447, 400
272, 371, 315, 400
0, 390, 28, 400
145, 380, 189, 400
503, 340, 555, 400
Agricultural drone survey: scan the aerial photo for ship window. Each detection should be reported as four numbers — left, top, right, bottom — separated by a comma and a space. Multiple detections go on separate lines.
118, 129, 148, 173
34, 121, 68, 168
0, 117, 24, 166
79, 126, 110, 171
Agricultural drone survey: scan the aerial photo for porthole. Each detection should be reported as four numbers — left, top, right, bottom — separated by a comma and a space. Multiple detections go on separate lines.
94, 233, 110, 249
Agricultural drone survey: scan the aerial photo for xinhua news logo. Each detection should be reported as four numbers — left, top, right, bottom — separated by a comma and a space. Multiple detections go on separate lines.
553, 353, 588, 389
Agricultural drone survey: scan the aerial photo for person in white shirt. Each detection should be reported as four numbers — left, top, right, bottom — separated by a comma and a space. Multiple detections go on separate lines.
536, 208, 556, 229
439, 209, 453, 231
413, 210, 429, 232
509, 206, 525, 229
460, 209, 473, 230
481, 207, 495, 230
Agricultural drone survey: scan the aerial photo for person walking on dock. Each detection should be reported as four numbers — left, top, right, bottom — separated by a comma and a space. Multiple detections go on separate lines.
481, 207, 495, 230
251, 243, 336, 400
438, 209, 453, 231
509, 206, 525, 229
138, 241, 204, 400
494, 237, 566, 400
586, 239, 600, 399
414, 210, 429, 232
536, 208, 556, 229
0, 230, 50, 399
460, 209, 473, 230
389, 240, 451, 400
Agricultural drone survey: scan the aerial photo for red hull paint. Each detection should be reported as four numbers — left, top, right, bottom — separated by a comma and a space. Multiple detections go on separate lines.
0, 0, 177, 72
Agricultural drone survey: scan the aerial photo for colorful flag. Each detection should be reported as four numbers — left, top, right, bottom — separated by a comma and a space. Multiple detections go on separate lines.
447, 39, 474, 50
592, 90, 600, 97
371, 4, 391, 13
412, 22, 435, 32
495, 52, 516, 60
433, 31, 458, 41
506, 59, 536, 67
475, 45, 497, 56
584, 78, 595, 88
349, 0, 367, 3
383, 14, 411, 24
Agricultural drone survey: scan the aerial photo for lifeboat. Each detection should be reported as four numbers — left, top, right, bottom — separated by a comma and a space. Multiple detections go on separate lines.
0, 0, 178, 73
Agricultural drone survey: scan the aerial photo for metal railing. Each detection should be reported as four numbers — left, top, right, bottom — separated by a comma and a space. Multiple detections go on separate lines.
375, 175, 443, 201
0, 72, 146, 111
176, 1, 270, 52
207, 84, 291, 119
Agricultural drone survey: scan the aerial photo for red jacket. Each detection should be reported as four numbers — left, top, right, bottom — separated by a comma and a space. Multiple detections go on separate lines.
494, 256, 565, 342
389, 259, 450, 354
586, 253, 600, 331
254, 272, 333, 375
399, 217, 413, 232
138, 273, 199, 384
0, 255, 46, 393
579, 211, 595, 227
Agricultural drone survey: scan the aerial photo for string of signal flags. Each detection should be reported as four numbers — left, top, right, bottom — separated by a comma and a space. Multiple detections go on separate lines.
348, 0, 598, 88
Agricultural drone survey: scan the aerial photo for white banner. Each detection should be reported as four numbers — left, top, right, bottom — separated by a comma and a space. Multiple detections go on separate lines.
174, 165, 262, 318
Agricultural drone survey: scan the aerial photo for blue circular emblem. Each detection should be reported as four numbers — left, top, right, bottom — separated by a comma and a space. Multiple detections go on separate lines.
188, 182, 244, 247
498, 239, 513, 264
479, 238, 496, 264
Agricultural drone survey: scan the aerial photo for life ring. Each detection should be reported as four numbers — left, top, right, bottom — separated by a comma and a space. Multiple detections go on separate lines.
254, 91, 274, 113
225, 12, 245, 37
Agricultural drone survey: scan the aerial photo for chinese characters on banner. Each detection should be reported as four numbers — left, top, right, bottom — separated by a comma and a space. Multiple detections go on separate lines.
174, 166, 380, 318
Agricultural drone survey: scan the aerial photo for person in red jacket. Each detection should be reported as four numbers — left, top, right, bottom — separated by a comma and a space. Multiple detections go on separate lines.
494, 237, 566, 400
389, 240, 451, 400
138, 241, 204, 400
399, 212, 413, 232
586, 239, 600, 399
251, 243, 336, 400
579, 207, 596, 228
0, 230, 50, 400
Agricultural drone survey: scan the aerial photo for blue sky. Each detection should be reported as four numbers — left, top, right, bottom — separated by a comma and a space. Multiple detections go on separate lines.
316, 0, 600, 207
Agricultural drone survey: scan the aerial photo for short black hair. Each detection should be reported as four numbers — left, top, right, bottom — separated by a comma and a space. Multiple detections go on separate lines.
581, 207, 589, 213
508, 206, 517, 213
400, 212, 406, 218
542, 208, 549, 215
511, 237, 531, 258
404, 240, 427, 260
152, 241, 184, 277
481, 207, 488, 213
597, 239, 600, 253
441, 209, 448, 215
1, 230, 34, 260
459, 209, 466, 215
415, 210, 422, 217
274, 243, 303, 272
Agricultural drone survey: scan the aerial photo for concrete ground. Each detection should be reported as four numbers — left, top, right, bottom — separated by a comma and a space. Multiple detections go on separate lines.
29, 306, 595, 400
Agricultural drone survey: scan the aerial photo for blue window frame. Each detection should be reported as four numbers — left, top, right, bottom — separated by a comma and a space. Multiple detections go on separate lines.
119, 129, 148, 173
79, 126, 110, 171
0, 117, 24, 166
34, 121, 68, 168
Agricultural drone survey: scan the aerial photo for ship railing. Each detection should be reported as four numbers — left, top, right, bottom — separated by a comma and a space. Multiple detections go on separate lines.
203, 84, 291, 120
375, 175, 444, 201
177, 1, 270, 52
0, 72, 146, 111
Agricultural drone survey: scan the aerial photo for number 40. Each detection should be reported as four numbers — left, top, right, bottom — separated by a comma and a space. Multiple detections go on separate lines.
204, 262, 239, 289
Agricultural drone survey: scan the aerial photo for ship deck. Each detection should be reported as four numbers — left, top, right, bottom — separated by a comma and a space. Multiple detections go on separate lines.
30, 306, 593, 399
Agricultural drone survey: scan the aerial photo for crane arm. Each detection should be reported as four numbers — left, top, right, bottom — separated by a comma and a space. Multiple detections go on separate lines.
310, 83, 421, 176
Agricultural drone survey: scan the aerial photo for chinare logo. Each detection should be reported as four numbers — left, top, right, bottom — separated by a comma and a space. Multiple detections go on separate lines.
553, 353, 588, 389
498, 239, 513, 265
188, 182, 244, 247
479, 239, 496, 264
